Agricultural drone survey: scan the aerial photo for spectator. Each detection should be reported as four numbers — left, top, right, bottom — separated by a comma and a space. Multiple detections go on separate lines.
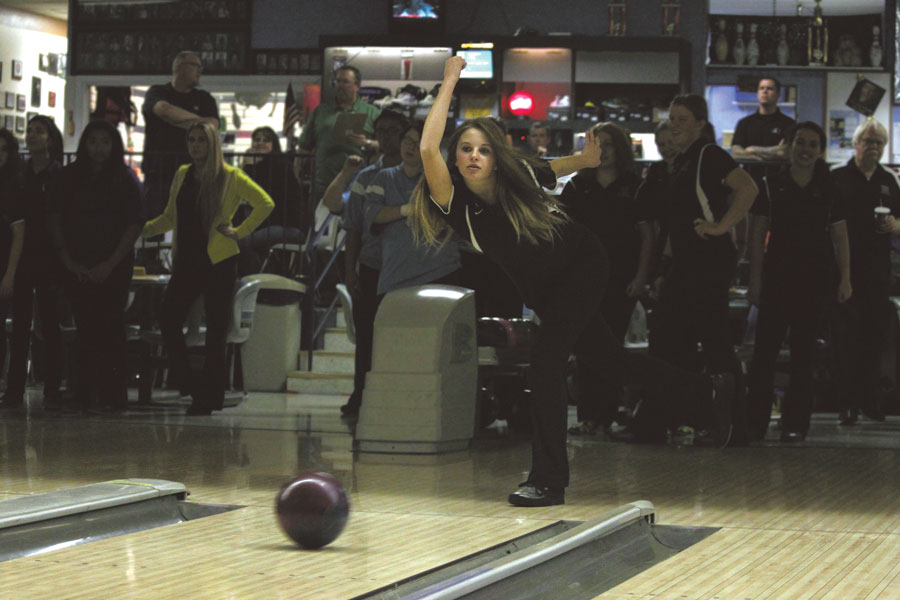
730, 77, 794, 163
644, 94, 757, 444
0, 130, 25, 398
367, 121, 464, 303
297, 65, 380, 203
320, 110, 409, 417
3, 116, 64, 411
48, 120, 144, 414
560, 122, 654, 436
142, 50, 219, 220
237, 126, 304, 275
526, 122, 552, 157
830, 120, 900, 425
142, 121, 273, 415
745, 121, 851, 441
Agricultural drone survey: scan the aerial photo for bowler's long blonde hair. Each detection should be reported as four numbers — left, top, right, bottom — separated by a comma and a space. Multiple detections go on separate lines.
188, 121, 226, 233
410, 117, 567, 247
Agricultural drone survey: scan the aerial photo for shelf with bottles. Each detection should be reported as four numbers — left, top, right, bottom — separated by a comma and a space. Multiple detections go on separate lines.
708, 13, 883, 70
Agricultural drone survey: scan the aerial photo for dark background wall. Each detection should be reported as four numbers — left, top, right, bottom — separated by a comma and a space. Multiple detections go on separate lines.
252, 0, 710, 92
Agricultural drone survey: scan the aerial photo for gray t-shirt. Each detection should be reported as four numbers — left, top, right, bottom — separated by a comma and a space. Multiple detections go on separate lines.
364, 164, 460, 295
342, 158, 383, 270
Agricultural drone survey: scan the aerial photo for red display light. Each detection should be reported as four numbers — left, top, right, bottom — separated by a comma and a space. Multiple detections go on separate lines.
508, 91, 534, 116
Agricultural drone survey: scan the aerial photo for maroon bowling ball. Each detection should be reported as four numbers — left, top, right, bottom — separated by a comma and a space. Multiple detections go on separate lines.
275, 472, 349, 549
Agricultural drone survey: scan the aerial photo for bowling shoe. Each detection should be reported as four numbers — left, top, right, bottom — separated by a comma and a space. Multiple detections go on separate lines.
508, 483, 565, 507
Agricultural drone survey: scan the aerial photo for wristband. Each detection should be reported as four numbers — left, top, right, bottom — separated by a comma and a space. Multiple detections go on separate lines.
400, 203, 412, 217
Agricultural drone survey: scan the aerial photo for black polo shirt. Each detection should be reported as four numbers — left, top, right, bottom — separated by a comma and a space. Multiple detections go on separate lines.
142, 83, 218, 175
753, 165, 845, 286
732, 109, 795, 149
430, 162, 603, 314
560, 170, 651, 280
831, 158, 900, 294
635, 161, 671, 220
667, 139, 740, 265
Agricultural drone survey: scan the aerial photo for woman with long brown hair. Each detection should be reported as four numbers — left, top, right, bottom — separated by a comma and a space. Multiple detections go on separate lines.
143, 120, 273, 415
412, 57, 728, 506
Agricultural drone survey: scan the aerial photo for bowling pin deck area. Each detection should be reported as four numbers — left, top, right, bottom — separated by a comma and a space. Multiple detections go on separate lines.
2, 393, 900, 599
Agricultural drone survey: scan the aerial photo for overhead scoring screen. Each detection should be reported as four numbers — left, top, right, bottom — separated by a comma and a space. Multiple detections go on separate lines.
457, 49, 493, 79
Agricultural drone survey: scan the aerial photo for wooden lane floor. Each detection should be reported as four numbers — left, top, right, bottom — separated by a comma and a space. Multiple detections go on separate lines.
1, 395, 900, 598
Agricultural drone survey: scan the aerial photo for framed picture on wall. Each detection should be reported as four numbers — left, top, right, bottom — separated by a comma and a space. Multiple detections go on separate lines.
11, 60, 22, 80
15, 116, 24, 133
48, 91, 56, 108
4, 92, 13, 109
4, 115, 12, 130
16, 94, 24, 112
39, 54, 48, 72
31, 77, 41, 108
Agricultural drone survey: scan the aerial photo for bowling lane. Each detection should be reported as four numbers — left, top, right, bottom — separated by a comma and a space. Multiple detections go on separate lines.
4, 394, 900, 598
0, 504, 554, 599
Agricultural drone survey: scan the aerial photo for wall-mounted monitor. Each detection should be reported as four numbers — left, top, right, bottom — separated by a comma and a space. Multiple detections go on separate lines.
389, 1, 443, 34
457, 49, 494, 80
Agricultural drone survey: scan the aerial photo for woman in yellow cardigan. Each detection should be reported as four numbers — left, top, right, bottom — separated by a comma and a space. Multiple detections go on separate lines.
143, 121, 273, 415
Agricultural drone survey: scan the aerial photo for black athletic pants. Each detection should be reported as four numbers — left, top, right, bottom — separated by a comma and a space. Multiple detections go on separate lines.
574, 273, 636, 426
161, 256, 237, 410
67, 259, 133, 410
8, 257, 63, 400
347, 264, 379, 407
746, 275, 827, 438
830, 290, 891, 416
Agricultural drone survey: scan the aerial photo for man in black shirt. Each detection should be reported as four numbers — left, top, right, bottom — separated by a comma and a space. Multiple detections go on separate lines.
142, 51, 219, 219
731, 77, 795, 259
731, 77, 795, 163
831, 120, 900, 424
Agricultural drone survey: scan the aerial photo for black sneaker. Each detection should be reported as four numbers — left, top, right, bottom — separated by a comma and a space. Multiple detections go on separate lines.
507, 483, 565, 507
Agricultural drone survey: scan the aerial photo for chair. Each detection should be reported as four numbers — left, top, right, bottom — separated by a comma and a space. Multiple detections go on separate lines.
260, 199, 344, 277
135, 278, 262, 403
183, 278, 262, 390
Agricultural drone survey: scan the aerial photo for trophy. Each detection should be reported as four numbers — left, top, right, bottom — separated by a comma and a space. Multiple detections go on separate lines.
808, 0, 828, 65
661, 1, 679, 36
609, 1, 626, 36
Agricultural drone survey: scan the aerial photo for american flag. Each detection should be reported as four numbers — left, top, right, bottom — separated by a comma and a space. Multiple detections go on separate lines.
283, 83, 300, 137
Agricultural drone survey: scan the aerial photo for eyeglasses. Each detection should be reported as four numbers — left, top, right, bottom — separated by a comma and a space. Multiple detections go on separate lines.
861, 137, 886, 147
